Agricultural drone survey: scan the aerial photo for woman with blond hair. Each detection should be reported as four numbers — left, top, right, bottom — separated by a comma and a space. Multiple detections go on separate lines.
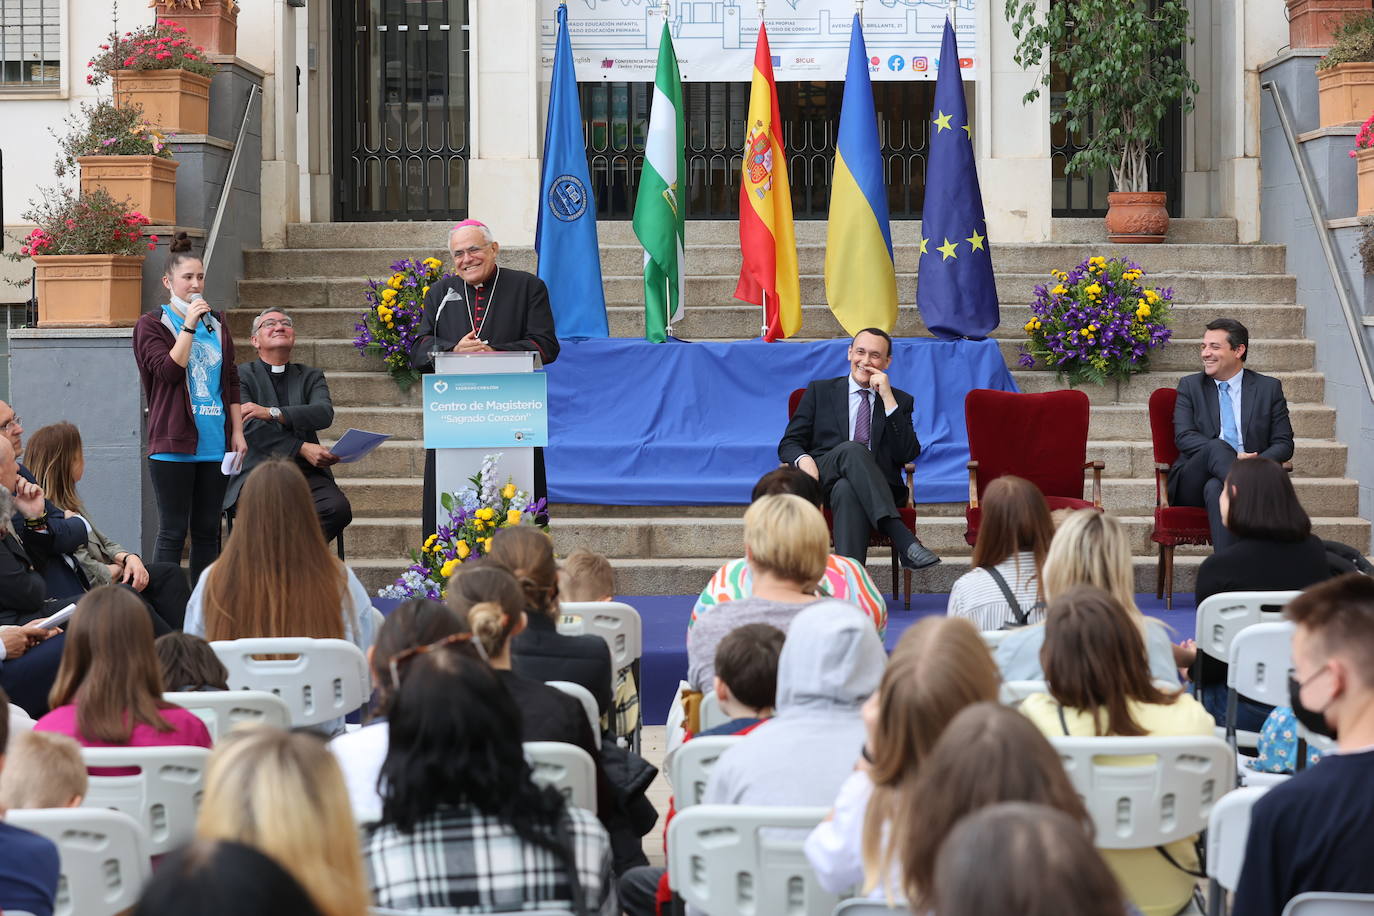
685, 493, 830, 693
804, 616, 1001, 902
197, 727, 369, 916
947, 475, 1054, 631
996, 509, 1181, 684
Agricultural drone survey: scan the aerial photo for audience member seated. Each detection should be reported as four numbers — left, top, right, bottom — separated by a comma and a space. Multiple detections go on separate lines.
1253, 705, 1327, 775
805, 617, 1001, 902
1020, 585, 1214, 916
329, 597, 467, 824
947, 475, 1053, 631
363, 647, 617, 914
686, 494, 830, 693
490, 526, 614, 719
0, 730, 86, 810
691, 468, 886, 636
997, 509, 1181, 684
561, 548, 640, 742
0, 484, 65, 718
1187, 457, 1331, 731
0, 685, 60, 916
1233, 574, 1374, 916
932, 802, 1131, 916
154, 632, 229, 692
25, 422, 190, 631
197, 727, 369, 916
132, 839, 326, 916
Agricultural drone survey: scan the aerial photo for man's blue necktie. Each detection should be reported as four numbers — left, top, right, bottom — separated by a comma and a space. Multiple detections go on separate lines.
1219, 380, 1241, 450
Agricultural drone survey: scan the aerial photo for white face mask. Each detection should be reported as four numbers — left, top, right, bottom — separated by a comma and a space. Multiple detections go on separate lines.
169, 293, 195, 313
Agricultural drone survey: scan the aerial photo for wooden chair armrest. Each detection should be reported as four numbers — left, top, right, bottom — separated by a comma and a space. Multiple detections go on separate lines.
1282, 461, 1294, 474
1086, 460, 1104, 509
967, 460, 980, 509
1155, 462, 1171, 508
903, 462, 916, 508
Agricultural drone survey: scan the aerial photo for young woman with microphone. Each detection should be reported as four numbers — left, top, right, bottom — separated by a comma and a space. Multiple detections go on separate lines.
133, 233, 246, 585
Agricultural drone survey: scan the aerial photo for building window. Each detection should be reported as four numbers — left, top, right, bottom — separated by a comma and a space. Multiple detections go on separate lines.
0, 0, 61, 92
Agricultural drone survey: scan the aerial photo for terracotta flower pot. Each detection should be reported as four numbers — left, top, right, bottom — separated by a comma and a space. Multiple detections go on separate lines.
1104, 191, 1170, 243
32, 254, 146, 328
113, 69, 212, 135
1286, 0, 1373, 49
156, 1, 238, 58
1318, 62, 1374, 128
77, 155, 178, 226
1358, 147, 1374, 216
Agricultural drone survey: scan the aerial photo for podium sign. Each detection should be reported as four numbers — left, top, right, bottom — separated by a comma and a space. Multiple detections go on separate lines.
422, 372, 549, 448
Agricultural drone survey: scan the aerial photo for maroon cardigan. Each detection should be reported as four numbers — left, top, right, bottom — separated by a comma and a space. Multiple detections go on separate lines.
133, 309, 241, 456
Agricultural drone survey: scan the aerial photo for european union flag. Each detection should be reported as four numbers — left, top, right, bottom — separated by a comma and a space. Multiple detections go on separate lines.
915, 18, 998, 340
537, 2, 608, 338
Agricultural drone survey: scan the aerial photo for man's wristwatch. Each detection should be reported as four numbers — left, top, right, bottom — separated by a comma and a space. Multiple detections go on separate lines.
269, 407, 282, 421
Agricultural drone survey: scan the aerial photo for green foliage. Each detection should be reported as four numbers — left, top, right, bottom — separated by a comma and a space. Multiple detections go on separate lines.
53, 99, 174, 179
4, 186, 155, 265
1318, 13, 1374, 70
1003, 0, 1199, 192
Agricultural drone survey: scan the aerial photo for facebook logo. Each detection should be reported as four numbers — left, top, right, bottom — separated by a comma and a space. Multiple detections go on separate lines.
887, 54, 905, 71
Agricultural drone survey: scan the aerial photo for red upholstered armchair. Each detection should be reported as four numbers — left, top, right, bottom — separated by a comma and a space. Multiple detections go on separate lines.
1148, 387, 1212, 609
964, 389, 1104, 545
788, 388, 918, 609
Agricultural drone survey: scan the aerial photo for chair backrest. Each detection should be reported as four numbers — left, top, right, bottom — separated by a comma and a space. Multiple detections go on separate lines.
668, 804, 837, 916
1195, 591, 1302, 668
524, 741, 597, 814
1282, 893, 1374, 915
1227, 622, 1297, 708
698, 690, 731, 732
833, 900, 906, 916
788, 387, 806, 419
1051, 734, 1235, 849
163, 690, 292, 741
1149, 387, 1182, 467
558, 601, 644, 671
7, 807, 151, 916
547, 680, 600, 738
999, 680, 1047, 707
964, 388, 1090, 502
210, 637, 370, 727
1206, 785, 1268, 893
667, 735, 741, 810
80, 745, 211, 857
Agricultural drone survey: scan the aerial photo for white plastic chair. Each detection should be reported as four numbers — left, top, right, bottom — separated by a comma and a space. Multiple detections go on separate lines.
559, 601, 643, 673
163, 690, 292, 741
833, 900, 905, 915
1227, 622, 1297, 786
999, 680, 1048, 706
698, 690, 731, 732
524, 741, 597, 815
1204, 785, 1268, 916
668, 804, 837, 916
210, 637, 370, 728
980, 629, 1011, 650
1282, 893, 1374, 915
80, 745, 210, 857
7, 807, 151, 916
1196, 591, 1301, 744
548, 679, 600, 739
1050, 735, 1235, 849
666, 735, 740, 810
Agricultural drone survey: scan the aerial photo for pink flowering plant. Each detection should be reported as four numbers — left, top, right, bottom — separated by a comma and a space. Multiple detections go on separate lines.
87, 21, 217, 85
4, 187, 157, 275
354, 256, 448, 392
1018, 256, 1174, 386
53, 99, 172, 179
1350, 112, 1374, 159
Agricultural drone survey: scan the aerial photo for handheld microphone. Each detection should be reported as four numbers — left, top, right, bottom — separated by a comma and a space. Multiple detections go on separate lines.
190, 292, 215, 334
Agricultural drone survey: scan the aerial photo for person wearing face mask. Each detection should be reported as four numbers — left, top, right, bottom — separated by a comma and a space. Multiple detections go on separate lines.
133, 233, 247, 584
1232, 574, 1374, 916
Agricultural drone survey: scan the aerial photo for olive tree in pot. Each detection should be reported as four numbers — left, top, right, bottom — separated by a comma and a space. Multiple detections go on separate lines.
1004, 0, 1200, 242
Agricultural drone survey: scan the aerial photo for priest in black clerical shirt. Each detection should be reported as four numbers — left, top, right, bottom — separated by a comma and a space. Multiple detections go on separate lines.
409, 220, 559, 535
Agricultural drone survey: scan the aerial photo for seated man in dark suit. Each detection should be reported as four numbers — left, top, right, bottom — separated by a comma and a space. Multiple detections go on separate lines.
1168, 318, 1294, 551
778, 328, 939, 569
226, 308, 352, 543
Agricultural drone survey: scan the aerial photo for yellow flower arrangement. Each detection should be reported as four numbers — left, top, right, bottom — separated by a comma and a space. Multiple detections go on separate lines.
440, 558, 460, 577
502, 483, 517, 499
455, 541, 471, 559
507, 508, 523, 526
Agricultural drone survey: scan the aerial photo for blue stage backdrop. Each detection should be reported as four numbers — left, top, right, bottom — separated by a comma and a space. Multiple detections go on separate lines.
544, 337, 1016, 505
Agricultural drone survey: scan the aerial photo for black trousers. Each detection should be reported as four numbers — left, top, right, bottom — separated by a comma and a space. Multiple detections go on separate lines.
148, 459, 228, 585
305, 468, 353, 544
0, 632, 66, 718
131, 560, 191, 632
1170, 438, 1239, 551
818, 441, 906, 563
618, 866, 665, 916
422, 448, 546, 538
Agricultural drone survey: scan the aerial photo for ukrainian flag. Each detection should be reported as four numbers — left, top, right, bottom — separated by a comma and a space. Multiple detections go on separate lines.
825, 13, 898, 336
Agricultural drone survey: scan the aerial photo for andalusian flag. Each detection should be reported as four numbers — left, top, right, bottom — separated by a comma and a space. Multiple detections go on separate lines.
633, 21, 686, 344
824, 14, 898, 336
735, 22, 800, 342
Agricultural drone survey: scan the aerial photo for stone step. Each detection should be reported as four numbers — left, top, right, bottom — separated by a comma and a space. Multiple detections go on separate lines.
1051, 218, 1240, 245
339, 477, 423, 517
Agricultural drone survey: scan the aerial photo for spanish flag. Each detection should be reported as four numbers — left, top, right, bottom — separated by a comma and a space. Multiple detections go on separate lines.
734, 22, 800, 342
825, 14, 898, 336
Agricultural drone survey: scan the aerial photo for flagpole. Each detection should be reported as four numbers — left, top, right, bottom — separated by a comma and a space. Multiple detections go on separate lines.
948, 0, 956, 28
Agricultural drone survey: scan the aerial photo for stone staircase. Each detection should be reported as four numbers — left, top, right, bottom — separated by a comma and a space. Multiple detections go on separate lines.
235, 218, 1369, 596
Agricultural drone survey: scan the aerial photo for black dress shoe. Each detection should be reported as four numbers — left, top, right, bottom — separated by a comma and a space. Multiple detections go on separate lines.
900, 539, 941, 571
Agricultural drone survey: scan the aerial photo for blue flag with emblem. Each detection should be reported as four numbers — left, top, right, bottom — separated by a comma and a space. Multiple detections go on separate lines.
536, 2, 608, 338
915, 17, 998, 340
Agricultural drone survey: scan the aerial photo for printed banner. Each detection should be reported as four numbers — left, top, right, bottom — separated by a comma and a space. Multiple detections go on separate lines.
423, 373, 550, 449
537, 0, 979, 83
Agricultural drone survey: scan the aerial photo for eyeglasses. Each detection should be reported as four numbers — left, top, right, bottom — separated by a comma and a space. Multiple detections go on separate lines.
256, 318, 294, 330
0, 415, 20, 433
450, 244, 491, 259
387, 632, 487, 688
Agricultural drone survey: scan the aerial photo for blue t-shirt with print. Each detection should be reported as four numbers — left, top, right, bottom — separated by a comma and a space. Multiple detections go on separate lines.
150, 305, 225, 462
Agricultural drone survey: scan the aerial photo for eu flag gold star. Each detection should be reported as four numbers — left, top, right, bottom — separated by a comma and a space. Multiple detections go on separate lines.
933, 111, 953, 133
918, 236, 929, 255
937, 237, 959, 260
966, 230, 986, 251
962, 123, 972, 138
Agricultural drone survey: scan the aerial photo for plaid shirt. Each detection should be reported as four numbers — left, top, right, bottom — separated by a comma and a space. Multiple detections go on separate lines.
364, 803, 617, 915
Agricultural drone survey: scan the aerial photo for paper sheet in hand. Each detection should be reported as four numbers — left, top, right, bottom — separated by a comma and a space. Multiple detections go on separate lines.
331, 428, 390, 463
35, 603, 76, 629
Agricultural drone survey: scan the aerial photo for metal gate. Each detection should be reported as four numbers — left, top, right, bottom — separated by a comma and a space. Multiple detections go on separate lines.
332, 0, 471, 221
581, 80, 937, 220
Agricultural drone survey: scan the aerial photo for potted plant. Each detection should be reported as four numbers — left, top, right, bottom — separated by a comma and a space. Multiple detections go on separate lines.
1004, 0, 1199, 242
150, 0, 239, 58
1354, 111, 1374, 216
1318, 13, 1374, 128
1287, 0, 1372, 50
4, 187, 157, 328
88, 21, 218, 134
55, 99, 177, 226
353, 256, 451, 392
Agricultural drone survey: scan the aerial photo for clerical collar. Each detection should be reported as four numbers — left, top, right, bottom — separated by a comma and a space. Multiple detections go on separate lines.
262, 360, 287, 374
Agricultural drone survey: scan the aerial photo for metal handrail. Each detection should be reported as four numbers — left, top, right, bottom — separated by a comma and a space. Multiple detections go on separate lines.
202, 82, 261, 274
1260, 80, 1374, 402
